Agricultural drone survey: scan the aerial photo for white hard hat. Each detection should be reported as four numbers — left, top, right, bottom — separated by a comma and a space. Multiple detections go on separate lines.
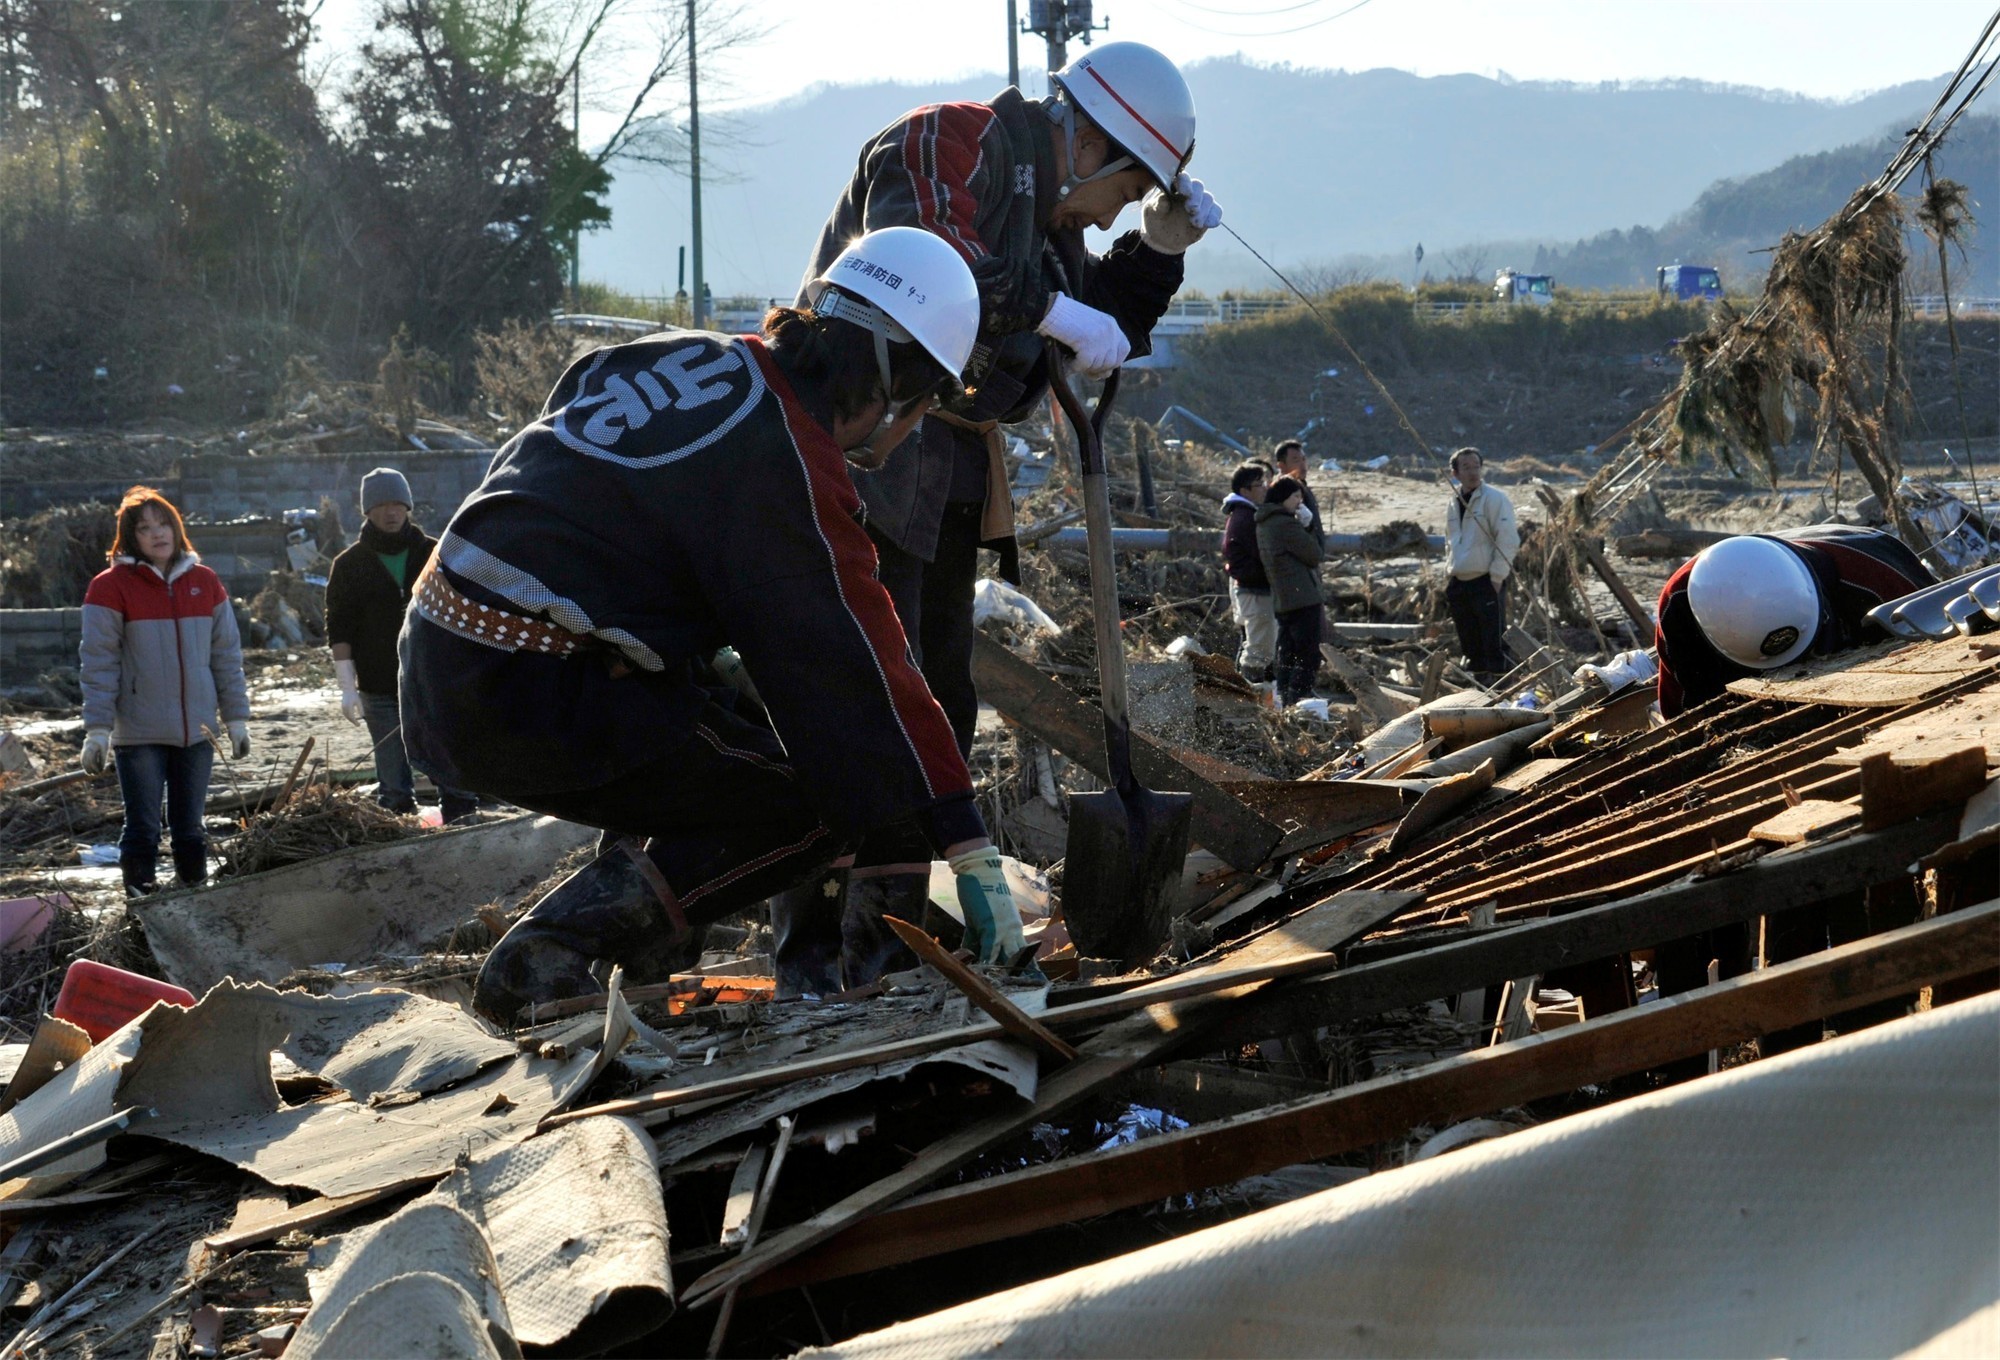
1687, 536, 1820, 669
804, 226, 981, 397
1050, 41, 1196, 195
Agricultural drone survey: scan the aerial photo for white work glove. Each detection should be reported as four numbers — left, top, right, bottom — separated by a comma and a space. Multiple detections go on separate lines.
949, 845, 1026, 966
80, 728, 112, 776
226, 720, 251, 760
334, 658, 364, 724
1140, 173, 1223, 255
1036, 293, 1130, 379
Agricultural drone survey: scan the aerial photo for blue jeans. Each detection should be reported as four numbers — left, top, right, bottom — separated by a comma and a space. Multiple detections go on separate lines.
115, 740, 215, 889
362, 691, 478, 821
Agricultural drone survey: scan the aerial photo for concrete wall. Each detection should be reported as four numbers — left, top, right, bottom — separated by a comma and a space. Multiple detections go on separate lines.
0, 608, 82, 684
175, 448, 496, 526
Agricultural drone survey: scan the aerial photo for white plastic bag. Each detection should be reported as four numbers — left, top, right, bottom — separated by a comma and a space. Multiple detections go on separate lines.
972, 578, 1061, 635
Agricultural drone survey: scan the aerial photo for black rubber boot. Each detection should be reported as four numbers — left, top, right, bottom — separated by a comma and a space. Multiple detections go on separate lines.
121, 854, 159, 901
171, 841, 208, 889
771, 865, 848, 999
841, 871, 931, 990
475, 841, 694, 1023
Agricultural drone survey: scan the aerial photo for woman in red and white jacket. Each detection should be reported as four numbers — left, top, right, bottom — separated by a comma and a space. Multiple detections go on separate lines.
78, 487, 250, 895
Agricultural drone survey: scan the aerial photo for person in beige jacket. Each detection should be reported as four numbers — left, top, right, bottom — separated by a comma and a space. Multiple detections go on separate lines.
1443, 448, 1519, 681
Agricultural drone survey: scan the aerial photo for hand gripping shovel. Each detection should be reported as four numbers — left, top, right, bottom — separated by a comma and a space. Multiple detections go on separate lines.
1048, 347, 1194, 969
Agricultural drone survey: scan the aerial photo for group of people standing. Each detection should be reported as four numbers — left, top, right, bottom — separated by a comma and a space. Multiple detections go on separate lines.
1223, 443, 1524, 699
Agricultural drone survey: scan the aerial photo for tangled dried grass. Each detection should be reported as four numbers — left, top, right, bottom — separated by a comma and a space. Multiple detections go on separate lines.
0, 502, 116, 609
218, 783, 418, 879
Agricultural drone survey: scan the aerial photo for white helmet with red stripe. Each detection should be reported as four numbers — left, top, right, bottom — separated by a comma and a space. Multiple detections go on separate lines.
1049, 41, 1196, 197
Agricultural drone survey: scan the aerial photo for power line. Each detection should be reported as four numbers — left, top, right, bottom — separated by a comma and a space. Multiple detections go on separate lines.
1138, 0, 1375, 40
1156, 0, 1340, 18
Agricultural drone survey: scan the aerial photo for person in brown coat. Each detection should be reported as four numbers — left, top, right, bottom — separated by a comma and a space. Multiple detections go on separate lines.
1255, 476, 1324, 706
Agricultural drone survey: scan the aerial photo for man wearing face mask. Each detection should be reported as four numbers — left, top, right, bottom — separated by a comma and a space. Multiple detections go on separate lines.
782, 42, 1221, 993
398, 229, 1026, 1021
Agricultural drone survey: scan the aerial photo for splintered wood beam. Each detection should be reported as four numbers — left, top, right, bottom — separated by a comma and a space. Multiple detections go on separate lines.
883, 917, 1078, 1063
1578, 535, 1655, 634
969, 634, 1282, 869
749, 898, 1998, 1294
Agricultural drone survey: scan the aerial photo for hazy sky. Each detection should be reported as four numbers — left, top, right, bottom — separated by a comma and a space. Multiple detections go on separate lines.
311, 0, 1995, 120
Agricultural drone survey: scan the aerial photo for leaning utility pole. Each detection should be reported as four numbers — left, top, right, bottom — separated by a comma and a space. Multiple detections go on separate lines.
687, 0, 705, 329
570, 78, 582, 305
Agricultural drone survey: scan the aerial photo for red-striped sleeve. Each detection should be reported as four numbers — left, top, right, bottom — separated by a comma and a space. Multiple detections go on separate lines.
896, 103, 997, 265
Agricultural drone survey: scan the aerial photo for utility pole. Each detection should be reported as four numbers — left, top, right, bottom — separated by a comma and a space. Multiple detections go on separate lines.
1023, 0, 1105, 75
687, 0, 705, 329
569, 77, 581, 306
1006, 0, 1019, 89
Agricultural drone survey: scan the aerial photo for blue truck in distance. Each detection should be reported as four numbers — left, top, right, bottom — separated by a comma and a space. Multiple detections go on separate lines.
1658, 263, 1723, 302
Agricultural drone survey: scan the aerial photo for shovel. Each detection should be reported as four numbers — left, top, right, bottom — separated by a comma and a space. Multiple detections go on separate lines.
1048, 347, 1194, 969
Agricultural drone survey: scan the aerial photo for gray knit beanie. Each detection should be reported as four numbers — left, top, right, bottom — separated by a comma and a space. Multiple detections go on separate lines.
361, 466, 413, 512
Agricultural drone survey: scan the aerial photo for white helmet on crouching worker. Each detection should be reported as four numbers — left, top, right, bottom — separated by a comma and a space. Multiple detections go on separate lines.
1687, 535, 1821, 669
804, 226, 982, 416
1048, 41, 1196, 197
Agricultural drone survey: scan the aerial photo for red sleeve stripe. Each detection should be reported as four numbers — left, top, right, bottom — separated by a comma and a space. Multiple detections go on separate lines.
747, 342, 971, 801
900, 103, 993, 265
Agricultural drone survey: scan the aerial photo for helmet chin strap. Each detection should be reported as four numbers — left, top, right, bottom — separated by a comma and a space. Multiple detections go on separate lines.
1048, 95, 1135, 201
814, 288, 916, 420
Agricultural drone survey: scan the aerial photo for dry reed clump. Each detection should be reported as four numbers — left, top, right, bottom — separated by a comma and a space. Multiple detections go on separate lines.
0, 502, 117, 609
1645, 186, 1923, 544
218, 783, 418, 879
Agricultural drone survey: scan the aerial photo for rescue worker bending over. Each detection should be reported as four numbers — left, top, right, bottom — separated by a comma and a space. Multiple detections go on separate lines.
397, 228, 1024, 1021
1654, 526, 1935, 717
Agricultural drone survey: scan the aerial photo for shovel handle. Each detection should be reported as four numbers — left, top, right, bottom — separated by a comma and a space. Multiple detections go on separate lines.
1047, 346, 1137, 789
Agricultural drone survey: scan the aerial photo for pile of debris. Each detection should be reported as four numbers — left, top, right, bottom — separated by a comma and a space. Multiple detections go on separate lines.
0, 621, 1990, 1357
0, 504, 116, 610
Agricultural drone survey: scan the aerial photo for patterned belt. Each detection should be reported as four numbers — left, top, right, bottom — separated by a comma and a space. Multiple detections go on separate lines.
414, 555, 585, 658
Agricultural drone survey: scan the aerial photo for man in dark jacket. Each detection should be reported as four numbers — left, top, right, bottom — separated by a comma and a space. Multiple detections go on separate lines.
398, 229, 1027, 1021
1655, 525, 1934, 717
799, 40, 1218, 759
1221, 461, 1275, 680
325, 466, 477, 821
783, 45, 1220, 981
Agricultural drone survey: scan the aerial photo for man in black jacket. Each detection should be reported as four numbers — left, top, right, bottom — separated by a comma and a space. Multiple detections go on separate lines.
325, 467, 477, 822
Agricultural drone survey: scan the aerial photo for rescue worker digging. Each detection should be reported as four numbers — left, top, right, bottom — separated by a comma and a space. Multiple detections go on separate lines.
783, 41, 1222, 988
398, 229, 1028, 1021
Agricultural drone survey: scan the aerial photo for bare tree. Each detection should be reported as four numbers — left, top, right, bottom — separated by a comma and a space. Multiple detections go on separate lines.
1289, 259, 1380, 296
1438, 243, 1495, 285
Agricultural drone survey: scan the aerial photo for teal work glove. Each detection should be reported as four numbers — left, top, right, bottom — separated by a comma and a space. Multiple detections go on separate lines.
949, 846, 1025, 966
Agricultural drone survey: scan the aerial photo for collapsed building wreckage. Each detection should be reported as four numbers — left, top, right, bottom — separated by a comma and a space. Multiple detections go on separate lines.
3, 91, 2000, 1360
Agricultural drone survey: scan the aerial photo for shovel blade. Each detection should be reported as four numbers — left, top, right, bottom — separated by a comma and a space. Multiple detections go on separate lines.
1062, 785, 1194, 969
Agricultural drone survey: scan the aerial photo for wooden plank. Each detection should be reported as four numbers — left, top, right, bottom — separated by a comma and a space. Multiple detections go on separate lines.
1612, 528, 1730, 559
202, 1176, 439, 1254
1750, 799, 1861, 845
1204, 810, 1960, 1050
1856, 745, 1987, 832
1578, 534, 1655, 634
1319, 644, 1413, 726
1725, 637, 2000, 707
679, 985, 1263, 1310
882, 917, 1078, 1062
970, 634, 1282, 869
1197, 891, 1424, 972
716, 1143, 770, 1247
751, 898, 1998, 1294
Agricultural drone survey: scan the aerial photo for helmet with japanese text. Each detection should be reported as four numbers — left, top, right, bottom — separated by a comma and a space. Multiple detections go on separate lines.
1050, 41, 1196, 195
1687, 535, 1821, 669
804, 226, 980, 397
